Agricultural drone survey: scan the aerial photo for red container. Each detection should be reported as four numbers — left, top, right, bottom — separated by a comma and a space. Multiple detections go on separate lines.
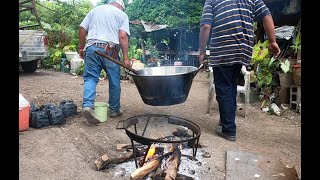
19, 94, 30, 132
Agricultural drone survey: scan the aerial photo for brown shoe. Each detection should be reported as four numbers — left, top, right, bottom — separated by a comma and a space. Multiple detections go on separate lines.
82, 107, 100, 124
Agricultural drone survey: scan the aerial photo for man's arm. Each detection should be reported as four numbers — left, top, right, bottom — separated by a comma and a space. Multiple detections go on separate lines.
119, 30, 130, 66
199, 24, 211, 64
78, 26, 87, 59
262, 15, 280, 57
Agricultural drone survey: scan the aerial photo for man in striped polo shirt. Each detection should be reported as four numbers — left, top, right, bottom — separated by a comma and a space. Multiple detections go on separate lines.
199, 0, 280, 141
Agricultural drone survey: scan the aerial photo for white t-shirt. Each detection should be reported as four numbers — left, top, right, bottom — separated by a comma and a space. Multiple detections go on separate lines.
80, 4, 130, 48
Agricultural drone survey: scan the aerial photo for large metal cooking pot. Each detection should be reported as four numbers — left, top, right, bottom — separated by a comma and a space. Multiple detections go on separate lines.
128, 66, 201, 106
94, 50, 202, 106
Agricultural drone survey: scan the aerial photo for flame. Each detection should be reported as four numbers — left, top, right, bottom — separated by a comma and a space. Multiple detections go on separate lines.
145, 146, 156, 162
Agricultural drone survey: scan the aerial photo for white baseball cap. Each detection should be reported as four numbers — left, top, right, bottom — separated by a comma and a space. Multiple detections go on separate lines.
109, 0, 125, 10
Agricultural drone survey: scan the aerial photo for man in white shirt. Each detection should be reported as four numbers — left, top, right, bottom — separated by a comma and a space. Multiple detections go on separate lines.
79, 0, 130, 124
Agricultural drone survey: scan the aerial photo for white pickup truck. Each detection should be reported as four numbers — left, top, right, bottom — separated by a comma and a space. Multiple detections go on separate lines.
19, 30, 48, 73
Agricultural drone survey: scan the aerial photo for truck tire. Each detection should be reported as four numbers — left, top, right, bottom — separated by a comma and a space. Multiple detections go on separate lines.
21, 60, 38, 73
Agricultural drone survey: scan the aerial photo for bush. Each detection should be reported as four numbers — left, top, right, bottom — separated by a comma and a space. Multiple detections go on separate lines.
46, 24, 74, 49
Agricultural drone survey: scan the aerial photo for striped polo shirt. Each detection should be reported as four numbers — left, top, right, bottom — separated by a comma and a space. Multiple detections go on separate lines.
200, 0, 270, 66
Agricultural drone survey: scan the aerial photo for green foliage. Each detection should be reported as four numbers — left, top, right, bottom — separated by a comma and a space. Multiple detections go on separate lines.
36, 0, 93, 31
291, 30, 301, 54
129, 37, 140, 47
251, 40, 279, 96
290, 19, 301, 55
128, 44, 143, 60
20, 0, 94, 50
46, 24, 74, 49
127, 0, 204, 29
257, 68, 272, 88
145, 38, 159, 58
49, 48, 63, 65
75, 62, 107, 79
128, 37, 143, 59
63, 45, 77, 52
19, 21, 39, 30
54, 64, 61, 71
41, 56, 55, 69
280, 59, 290, 73
251, 40, 269, 64
253, 22, 257, 32
129, 24, 145, 39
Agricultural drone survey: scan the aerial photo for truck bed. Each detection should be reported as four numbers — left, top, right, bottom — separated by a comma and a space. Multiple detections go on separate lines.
19, 30, 48, 63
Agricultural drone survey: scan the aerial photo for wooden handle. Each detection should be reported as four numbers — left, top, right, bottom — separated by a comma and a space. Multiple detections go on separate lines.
94, 50, 139, 75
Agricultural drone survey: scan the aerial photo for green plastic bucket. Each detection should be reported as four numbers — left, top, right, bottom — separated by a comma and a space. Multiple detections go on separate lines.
94, 102, 108, 122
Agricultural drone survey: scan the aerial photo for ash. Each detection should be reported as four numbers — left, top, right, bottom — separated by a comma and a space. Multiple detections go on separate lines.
178, 148, 207, 180
114, 160, 137, 178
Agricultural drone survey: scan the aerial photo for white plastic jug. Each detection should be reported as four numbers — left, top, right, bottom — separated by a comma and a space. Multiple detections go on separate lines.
70, 54, 84, 75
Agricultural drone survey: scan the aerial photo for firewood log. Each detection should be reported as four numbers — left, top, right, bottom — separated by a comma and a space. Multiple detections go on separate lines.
151, 167, 165, 180
130, 157, 161, 180
95, 149, 145, 171
164, 145, 182, 180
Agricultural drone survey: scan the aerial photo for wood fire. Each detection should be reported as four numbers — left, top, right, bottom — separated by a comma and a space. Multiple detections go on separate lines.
130, 143, 182, 180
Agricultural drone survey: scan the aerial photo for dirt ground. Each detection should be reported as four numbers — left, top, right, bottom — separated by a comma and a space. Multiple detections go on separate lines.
19, 69, 301, 180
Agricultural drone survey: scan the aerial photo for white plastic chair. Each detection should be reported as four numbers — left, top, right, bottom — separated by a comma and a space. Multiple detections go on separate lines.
206, 65, 250, 118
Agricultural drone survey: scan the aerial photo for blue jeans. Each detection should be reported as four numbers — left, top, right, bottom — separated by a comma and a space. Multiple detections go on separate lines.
82, 45, 121, 112
213, 64, 242, 136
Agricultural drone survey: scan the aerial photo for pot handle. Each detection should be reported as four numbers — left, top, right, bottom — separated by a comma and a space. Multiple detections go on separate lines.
95, 50, 139, 75
193, 61, 206, 77
116, 120, 125, 129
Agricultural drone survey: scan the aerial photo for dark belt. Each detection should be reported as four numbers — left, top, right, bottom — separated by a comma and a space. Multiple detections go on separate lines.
93, 42, 120, 59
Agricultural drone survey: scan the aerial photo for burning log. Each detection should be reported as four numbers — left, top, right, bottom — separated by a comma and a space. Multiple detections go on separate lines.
130, 157, 162, 180
164, 144, 182, 180
131, 144, 175, 180
95, 149, 145, 171
151, 167, 165, 180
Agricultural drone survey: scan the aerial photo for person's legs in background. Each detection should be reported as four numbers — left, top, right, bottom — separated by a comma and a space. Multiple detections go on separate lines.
213, 64, 242, 141
82, 46, 103, 124
102, 49, 122, 118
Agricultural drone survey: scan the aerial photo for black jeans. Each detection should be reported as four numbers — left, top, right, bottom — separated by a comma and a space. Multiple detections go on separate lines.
213, 64, 242, 136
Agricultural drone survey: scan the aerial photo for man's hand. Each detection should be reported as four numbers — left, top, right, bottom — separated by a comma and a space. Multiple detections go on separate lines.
123, 58, 130, 67
268, 42, 281, 57
79, 48, 84, 59
199, 53, 206, 65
